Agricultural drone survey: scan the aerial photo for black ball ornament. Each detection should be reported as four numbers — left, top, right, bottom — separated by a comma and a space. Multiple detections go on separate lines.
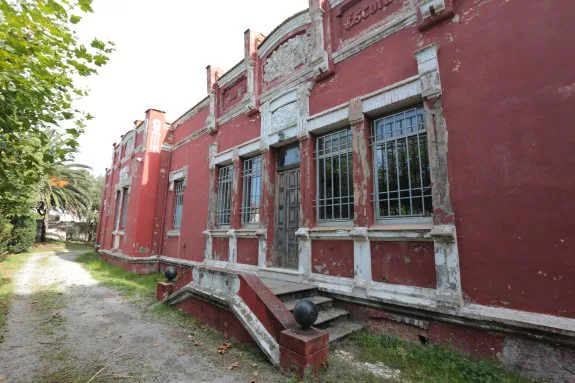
164, 266, 177, 282
293, 300, 318, 330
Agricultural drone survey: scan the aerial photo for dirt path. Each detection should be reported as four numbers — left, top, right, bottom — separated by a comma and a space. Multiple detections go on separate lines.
0, 251, 285, 383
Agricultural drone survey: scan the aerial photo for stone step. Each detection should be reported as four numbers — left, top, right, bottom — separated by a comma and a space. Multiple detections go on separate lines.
261, 278, 317, 299
323, 320, 364, 343
314, 307, 349, 327
283, 296, 333, 311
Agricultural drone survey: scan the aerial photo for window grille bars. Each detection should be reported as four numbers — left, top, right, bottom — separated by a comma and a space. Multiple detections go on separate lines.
241, 156, 262, 225
372, 106, 432, 219
316, 128, 354, 222
119, 187, 129, 230
215, 164, 234, 226
173, 180, 184, 229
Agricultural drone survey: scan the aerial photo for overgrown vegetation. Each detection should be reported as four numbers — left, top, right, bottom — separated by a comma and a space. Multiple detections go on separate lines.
0, 0, 112, 251
323, 330, 535, 383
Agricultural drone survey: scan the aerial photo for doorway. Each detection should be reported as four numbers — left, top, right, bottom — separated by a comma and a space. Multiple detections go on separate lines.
274, 144, 300, 269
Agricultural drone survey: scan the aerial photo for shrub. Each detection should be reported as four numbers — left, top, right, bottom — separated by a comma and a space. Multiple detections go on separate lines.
0, 214, 13, 255
7, 215, 36, 254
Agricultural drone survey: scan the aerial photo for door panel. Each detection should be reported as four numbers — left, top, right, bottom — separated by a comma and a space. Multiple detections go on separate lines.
274, 168, 300, 269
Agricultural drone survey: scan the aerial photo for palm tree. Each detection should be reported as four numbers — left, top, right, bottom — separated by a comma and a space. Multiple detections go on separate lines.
37, 163, 93, 242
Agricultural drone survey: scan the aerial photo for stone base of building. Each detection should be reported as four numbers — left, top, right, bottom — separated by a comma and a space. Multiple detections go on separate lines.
98, 252, 575, 382
99, 251, 158, 275
334, 300, 575, 382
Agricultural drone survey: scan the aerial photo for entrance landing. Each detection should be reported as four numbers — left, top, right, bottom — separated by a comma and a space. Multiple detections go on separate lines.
260, 277, 364, 343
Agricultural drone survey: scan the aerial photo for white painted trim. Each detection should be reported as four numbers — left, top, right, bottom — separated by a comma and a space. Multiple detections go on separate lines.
166, 230, 180, 237
258, 12, 311, 58
172, 97, 210, 129
307, 103, 350, 133
419, 0, 446, 19
172, 127, 209, 151
214, 149, 233, 166
168, 165, 188, 190
329, 0, 345, 8
333, 10, 417, 64
362, 76, 422, 115
228, 229, 237, 264
217, 62, 246, 88
237, 139, 261, 158
99, 250, 158, 264
461, 303, 575, 335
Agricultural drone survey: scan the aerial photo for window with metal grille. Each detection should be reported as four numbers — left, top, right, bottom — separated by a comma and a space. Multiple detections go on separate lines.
114, 190, 122, 229
119, 187, 129, 230
241, 156, 262, 225
316, 128, 354, 222
372, 106, 432, 220
173, 180, 184, 229
215, 164, 233, 226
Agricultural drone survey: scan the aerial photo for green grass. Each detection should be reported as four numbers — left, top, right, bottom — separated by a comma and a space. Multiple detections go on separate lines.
29, 240, 93, 254
329, 330, 535, 383
75, 252, 163, 299
0, 252, 29, 341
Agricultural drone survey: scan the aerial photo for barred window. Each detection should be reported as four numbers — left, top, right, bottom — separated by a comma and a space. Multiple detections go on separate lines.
114, 190, 122, 229
241, 156, 262, 225
119, 187, 129, 230
215, 164, 233, 226
173, 180, 184, 229
316, 128, 354, 222
373, 106, 432, 220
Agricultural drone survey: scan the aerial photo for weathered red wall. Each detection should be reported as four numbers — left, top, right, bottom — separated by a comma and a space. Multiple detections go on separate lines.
175, 297, 254, 344
430, 0, 575, 318
172, 107, 209, 143
237, 238, 258, 265
311, 240, 354, 278
370, 241, 435, 288
212, 238, 229, 262
216, 112, 260, 153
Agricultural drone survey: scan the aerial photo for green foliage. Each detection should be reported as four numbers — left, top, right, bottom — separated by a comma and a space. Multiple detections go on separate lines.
0, 0, 113, 222
0, 214, 13, 254
7, 215, 37, 253
348, 331, 534, 383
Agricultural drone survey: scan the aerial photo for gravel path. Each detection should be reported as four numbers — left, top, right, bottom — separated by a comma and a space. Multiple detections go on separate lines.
0, 251, 285, 382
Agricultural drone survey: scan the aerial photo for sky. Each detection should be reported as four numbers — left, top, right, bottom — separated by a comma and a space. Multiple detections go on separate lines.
73, 0, 308, 176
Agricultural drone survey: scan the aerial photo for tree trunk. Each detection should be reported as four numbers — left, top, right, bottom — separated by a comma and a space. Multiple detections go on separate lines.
40, 213, 48, 242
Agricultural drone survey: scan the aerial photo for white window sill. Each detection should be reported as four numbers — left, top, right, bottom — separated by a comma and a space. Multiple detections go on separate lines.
112, 230, 125, 236
166, 230, 180, 237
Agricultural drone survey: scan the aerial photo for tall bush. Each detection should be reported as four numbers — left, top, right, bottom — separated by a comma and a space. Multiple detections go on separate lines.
7, 215, 36, 254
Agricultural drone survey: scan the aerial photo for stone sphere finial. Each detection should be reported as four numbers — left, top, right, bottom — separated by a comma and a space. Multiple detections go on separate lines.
164, 266, 177, 282
293, 300, 318, 330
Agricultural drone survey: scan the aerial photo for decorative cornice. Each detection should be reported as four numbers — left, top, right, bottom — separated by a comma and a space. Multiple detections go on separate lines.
258, 11, 311, 58
171, 127, 209, 151
333, 9, 417, 63
217, 61, 247, 88
171, 97, 210, 129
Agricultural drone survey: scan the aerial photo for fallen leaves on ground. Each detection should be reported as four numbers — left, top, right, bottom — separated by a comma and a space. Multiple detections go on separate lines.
228, 362, 240, 370
217, 342, 232, 354
250, 370, 259, 383
193, 340, 204, 346
0, 375, 7, 382
52, 312, 61, 318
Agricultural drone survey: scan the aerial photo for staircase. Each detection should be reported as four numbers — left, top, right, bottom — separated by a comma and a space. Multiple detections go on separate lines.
261, 278, 364, 342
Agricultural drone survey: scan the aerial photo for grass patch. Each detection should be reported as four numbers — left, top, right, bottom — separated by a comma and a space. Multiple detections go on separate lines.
75, 252, 163, 300
30, 240, 93, 254
0, 252, 29, 341
332, 330, 535, 383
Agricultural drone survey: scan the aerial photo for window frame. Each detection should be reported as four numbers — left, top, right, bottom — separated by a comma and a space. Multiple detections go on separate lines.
371, 105, 432, 225
119, 187, 130, 230
241, 155, 263, 226
173, 179, 185, 230
113, 190, 122, 230
215, 163, 234, 227
315, 127, 354, 225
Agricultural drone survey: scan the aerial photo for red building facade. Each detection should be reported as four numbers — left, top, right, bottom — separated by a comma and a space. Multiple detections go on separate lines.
97, 0, 575, 379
